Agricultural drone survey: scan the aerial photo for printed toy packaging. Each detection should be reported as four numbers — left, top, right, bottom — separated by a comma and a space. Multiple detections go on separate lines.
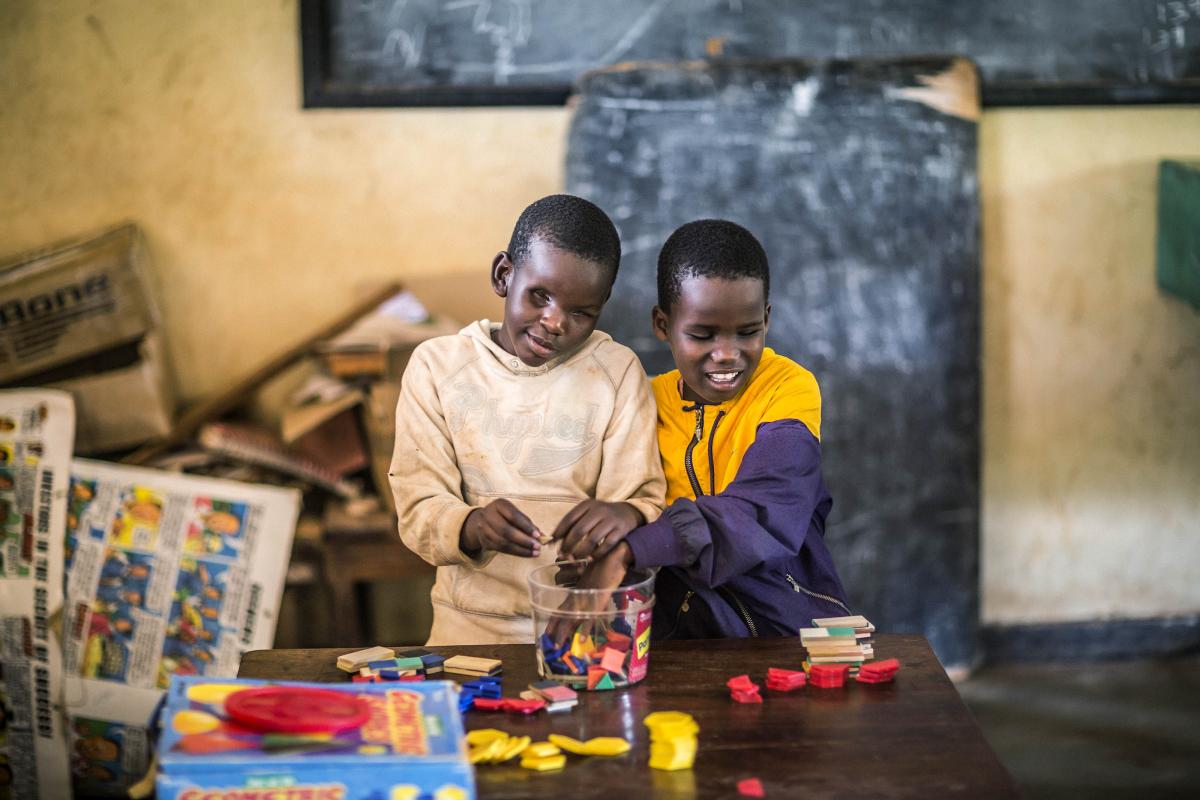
156, 676, 474, 800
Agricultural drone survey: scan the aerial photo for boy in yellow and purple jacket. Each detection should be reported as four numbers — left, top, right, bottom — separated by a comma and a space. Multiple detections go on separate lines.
559, 219, 850, 638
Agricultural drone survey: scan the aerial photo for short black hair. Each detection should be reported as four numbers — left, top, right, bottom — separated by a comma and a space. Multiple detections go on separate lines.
657, 219, 770, 310
507, 194, 621, 280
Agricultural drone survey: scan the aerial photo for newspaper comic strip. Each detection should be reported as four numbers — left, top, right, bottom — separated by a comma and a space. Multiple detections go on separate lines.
0, 390, 74, 800
61, 460, 299, 797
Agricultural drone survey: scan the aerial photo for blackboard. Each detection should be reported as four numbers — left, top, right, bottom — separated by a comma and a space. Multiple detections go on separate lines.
301, 0, 1200, 107
565, 57, 980, 667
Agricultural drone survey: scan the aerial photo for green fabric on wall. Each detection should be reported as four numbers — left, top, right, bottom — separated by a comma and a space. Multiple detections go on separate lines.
1157, 160, 1200, 311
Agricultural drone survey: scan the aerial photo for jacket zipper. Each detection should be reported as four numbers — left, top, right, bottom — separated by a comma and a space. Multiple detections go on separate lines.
706, 410, 726, 495
666, 589, 694, 639
786, 573, 852, 615
683, 405, 705, 497
719, 586, 758, 637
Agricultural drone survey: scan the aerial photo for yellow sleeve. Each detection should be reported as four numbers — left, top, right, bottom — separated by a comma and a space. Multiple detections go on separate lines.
762, 364, 822, 440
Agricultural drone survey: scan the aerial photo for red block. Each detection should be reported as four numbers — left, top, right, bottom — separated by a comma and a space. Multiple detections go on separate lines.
470, 698, 506, 711
730, 689, 763, 704
501, 698, 547, 715
604, 632, 632, 652
726, 674, 757, 692
737, 778, 765, 797
587, 666, 607, 690
600, 647, 627, 674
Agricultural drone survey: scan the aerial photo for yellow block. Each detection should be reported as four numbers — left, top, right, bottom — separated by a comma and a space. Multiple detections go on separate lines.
521, 754, 567, 772
525, 742, 562, 758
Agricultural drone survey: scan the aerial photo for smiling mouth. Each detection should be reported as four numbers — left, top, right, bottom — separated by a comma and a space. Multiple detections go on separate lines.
705, 370, 742, 386
527, 332, 556, 356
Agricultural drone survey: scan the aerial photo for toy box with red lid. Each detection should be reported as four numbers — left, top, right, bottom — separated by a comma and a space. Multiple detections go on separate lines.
155, 676, 474, 800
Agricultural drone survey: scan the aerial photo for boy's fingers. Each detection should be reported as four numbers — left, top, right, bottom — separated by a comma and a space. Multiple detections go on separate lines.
497, 501, 538, 535
552, 502, 591, 540
591, 524, 624, 558
563, 515, 604, 559
499, 523, 541, 556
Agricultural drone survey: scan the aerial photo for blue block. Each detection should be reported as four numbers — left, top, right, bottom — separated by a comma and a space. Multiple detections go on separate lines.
368, 659, 398, 671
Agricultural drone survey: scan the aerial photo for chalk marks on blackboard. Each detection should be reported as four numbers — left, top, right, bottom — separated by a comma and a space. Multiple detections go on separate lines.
307, 0, 1200, 106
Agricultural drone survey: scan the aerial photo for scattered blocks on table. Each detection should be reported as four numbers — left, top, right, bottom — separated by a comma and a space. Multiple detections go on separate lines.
335, 646, 395, 673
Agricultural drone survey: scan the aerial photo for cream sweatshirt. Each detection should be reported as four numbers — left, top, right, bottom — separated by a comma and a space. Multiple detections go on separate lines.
389, 320, 665, 645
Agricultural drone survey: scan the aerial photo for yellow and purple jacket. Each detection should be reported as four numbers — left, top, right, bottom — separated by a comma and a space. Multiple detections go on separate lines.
626, 348, 851, 638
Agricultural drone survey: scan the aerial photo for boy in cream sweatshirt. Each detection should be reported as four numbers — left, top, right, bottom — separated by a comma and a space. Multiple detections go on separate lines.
389, 195, 665, 644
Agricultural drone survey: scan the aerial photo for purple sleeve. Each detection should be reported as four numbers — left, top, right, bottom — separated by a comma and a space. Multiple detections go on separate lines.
625, 419, 827, 588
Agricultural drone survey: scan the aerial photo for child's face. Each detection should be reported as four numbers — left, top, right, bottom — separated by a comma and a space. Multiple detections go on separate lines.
492, 238, 612, 367
653, 275, 770, 404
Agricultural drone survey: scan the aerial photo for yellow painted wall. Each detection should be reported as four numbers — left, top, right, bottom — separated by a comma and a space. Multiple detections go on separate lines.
3, 1, 1198, 624
979, 109, 1200, 623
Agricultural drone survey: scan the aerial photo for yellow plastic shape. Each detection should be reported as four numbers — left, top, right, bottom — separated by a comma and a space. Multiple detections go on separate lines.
185, 683, 246, 705
520, 754, 567, 772
433, 785, 469, 800
465, 729, 509, 747
546, 733, 590, 755
171, 710, 220, 735
498, 735, 531, 762
581, 737, 631, 756
390, 786, 420, 800
525, 742, 561, 758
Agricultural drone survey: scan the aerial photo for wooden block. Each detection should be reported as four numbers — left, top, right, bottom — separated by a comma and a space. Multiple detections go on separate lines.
336, 645, 396, 672
443, 655, 502, 676
812, 615, 873, 630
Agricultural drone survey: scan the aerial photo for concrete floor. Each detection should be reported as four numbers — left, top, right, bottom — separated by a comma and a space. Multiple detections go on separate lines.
958, 657, 1200, 799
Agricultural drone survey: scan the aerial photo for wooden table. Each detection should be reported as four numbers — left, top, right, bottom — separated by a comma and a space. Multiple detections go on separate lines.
240, 635, 1017, 799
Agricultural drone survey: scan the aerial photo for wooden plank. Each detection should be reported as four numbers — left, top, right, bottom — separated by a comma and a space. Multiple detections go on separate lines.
124, 283, 402, 465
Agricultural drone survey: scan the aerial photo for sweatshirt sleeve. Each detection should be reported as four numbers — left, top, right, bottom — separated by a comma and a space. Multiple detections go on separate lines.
625, 419, 826, 588
593, 353, 666, 524
388, 345, 486, 568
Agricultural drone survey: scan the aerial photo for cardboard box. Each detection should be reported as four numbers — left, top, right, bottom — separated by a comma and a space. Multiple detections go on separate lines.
156, 676, 475, 800
0, 223, 175, 453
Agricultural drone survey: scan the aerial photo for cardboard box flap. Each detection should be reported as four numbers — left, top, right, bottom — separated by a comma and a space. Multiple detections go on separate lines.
0, 223, 159, 382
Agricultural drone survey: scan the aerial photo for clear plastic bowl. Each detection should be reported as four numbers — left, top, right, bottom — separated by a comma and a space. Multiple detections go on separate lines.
527, 559, 655, 690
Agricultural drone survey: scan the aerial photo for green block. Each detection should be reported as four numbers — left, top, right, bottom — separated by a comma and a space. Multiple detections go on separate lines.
595, 673, 615, 690
393, 657, 425, 670
1157, 160, 1200, 310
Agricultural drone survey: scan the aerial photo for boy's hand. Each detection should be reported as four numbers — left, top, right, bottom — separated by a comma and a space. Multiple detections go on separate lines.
546, 543, 634, 644
460, 499, 544, 558
553, 501, 643, 561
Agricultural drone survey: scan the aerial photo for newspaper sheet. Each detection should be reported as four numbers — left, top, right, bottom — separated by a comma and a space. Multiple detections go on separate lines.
0, 390, 74, 800
61, 460, 299, 796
